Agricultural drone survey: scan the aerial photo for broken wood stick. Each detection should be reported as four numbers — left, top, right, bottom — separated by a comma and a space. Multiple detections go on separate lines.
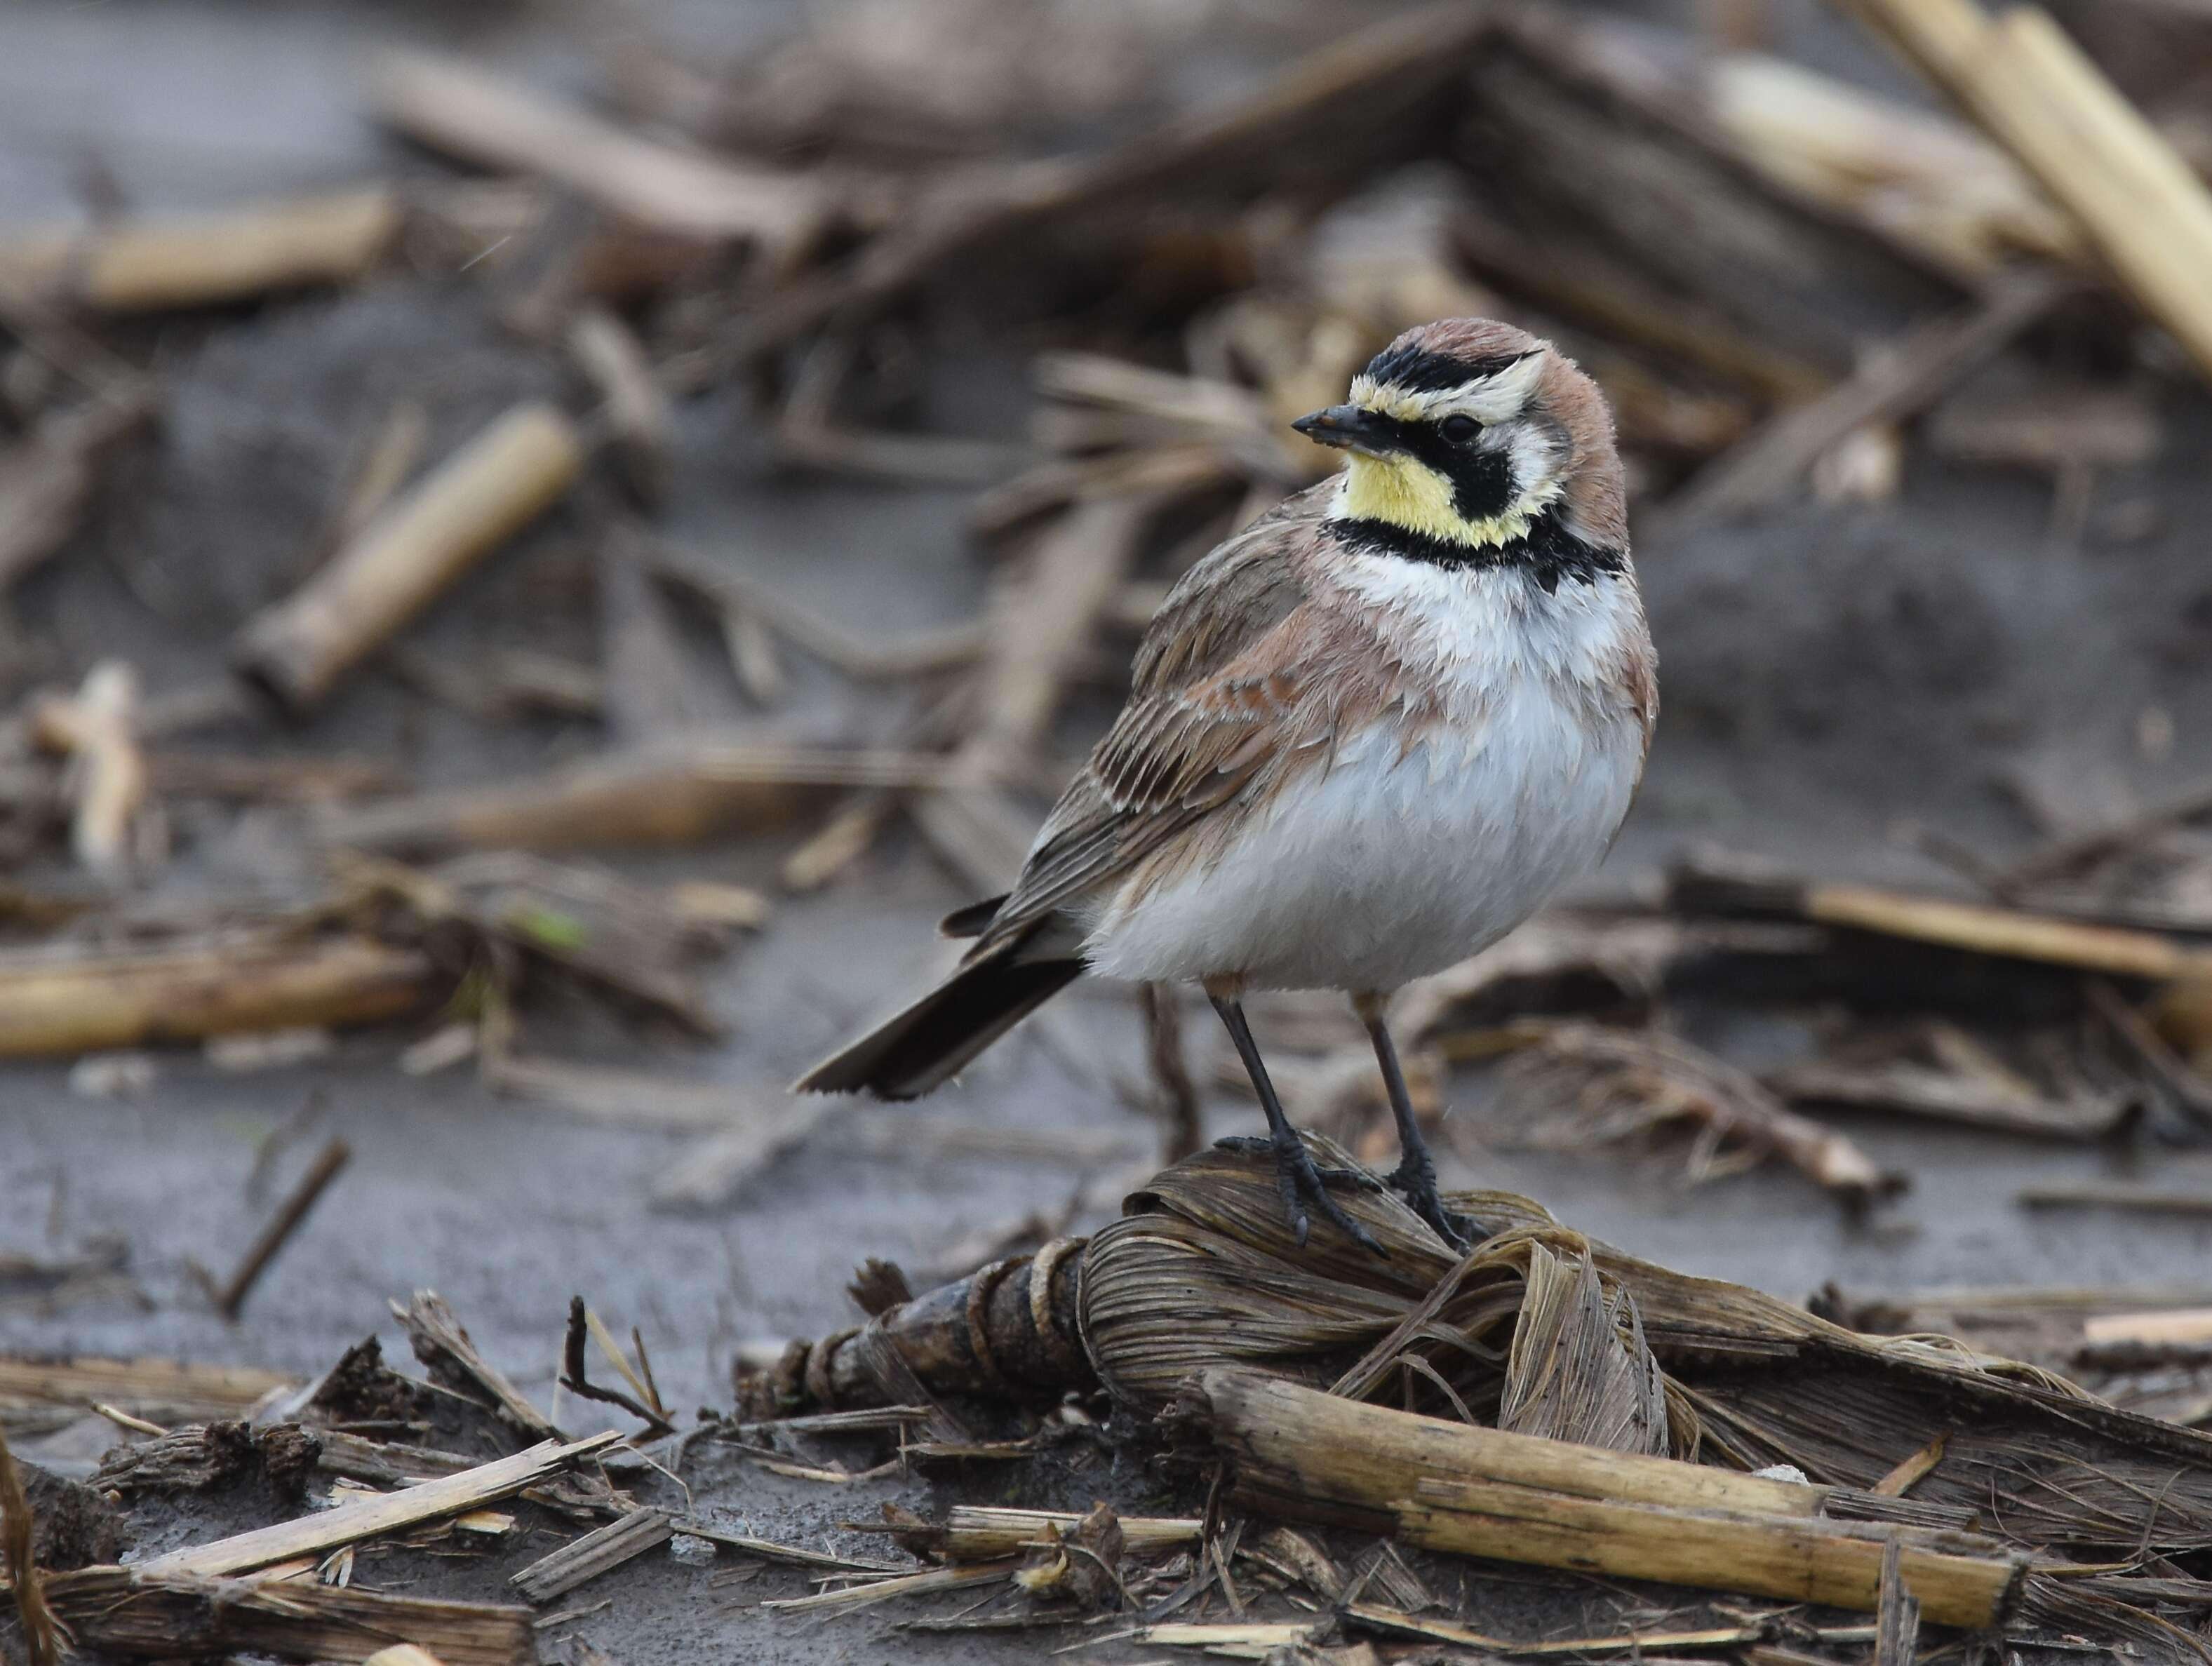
0, 1355, 290, 1423
566, 304, 672, 504
2082, 1308, 2212, 1348
884, 1505, 1202, 1564
1701, 50, 2080, 278
31, 659, 158, 878
318, 738, 945, 855
42, 1566, 533, 1666
704, 2, 1500, 371
89, 1422, 321, 1500
365, 50, 827, 254
1447, 201, 1828, 409
0, 934, 437, 1059
138, 1432, 619, 1578
1992, 777, 2212, 894
1768, 1060, 2131, 1142
1837, 0, 2212, 382
960, 492, 1161, 777
1660, 273, 2063, 528
509, 1506, 672, 1604
234, 402, 583, 711
1181, 1368, 2028, 1629
2017, 1183, 2212, 1217
214, 1137, 351, 1319
392, 1290, 560, 1442
2091, 981, 2212, 1130
0, 188, 401, 311
1670, 861, 2212, 983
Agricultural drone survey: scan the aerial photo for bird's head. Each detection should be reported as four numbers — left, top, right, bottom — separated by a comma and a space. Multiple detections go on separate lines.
1294, 318, 1623, 555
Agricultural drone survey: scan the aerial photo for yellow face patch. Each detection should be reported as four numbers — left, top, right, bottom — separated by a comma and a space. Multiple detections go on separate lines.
1339, 451, 1560, 550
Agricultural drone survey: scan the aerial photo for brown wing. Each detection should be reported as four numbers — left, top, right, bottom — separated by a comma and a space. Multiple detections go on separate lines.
1128, 479, 1331, 698
969, 492, 1336, 954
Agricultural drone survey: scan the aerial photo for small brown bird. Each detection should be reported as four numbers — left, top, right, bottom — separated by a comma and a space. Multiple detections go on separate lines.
799, 318, 1656, 1252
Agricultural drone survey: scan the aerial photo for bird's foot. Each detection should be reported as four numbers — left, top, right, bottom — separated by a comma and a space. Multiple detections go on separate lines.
1214, 1133, 1388, 1256
1386, 1146, 1486, 1254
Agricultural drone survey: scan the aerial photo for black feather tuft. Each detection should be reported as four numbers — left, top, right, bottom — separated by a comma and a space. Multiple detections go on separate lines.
793, 951, 1083, 1100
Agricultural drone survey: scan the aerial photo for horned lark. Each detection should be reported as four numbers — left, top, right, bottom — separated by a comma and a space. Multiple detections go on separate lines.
800, 318, 1656, 1253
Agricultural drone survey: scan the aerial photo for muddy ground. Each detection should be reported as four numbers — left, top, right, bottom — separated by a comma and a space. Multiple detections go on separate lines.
4, 1, 2212, 1661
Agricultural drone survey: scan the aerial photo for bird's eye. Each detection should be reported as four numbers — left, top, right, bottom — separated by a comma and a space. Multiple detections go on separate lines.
1439, 415, 1481, 443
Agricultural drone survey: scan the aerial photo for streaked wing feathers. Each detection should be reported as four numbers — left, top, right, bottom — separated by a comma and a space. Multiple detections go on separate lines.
969, 495, 1333, 952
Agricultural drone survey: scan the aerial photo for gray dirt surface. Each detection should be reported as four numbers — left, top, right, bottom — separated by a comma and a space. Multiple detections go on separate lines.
5, 1, 2212, 1661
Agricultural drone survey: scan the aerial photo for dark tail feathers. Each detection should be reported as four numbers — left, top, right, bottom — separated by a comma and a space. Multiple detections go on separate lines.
939, 894, 1007, 939
793, 949, 1082, 1100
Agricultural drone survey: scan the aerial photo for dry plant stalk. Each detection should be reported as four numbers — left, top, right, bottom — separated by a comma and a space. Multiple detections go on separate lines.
0, 933, 436, 1059
1077, 1141, 2212, 1566
887, 1505, 1202, 1564
1182, 1369, 2027, 1628
567, 304, 673, 503
365, 50, 826, 253
0, 1421, 62, 1666
959, 487, 1185, 777
734, 1236, 1090, 1420
138, 1432, 620, 1578
1511, 1023, 1902, 1200
31, 660, 158, 878
1770, 1059, 2129, 1142
0, 189, 399, 311
0, 1356, 290, 1424
1139, 982, 1203, 1163
318, 739, 946, 854
718, 1, 1501, 364
1701, 52, 2079, 276
391, 1290, 560, 1442
1663, 275, 2061, 526
1497, 1245, 1668, 1453
340, 849, 724, 1034
43, 1567, 530, 1666
730, 1137, 2212, 1645
213, 1136, 351, 1319
509, 1507, 672, 1604
1837, 0, 2212, 381
1675, 862, 2212, 982
234, 402, 584, 711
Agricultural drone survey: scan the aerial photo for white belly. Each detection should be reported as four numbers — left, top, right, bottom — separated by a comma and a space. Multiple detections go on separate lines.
1082, 685, 1642, 993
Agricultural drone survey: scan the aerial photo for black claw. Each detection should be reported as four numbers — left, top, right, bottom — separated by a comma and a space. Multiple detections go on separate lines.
1215, 1135, 1388, 1256
1386, 1149, 1486, 1252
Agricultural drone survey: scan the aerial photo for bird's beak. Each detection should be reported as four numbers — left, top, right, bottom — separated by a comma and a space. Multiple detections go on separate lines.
1292, 404, 1405, 457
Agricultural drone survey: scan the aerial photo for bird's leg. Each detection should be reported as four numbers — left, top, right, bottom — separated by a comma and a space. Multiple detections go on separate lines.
1208, 990, 1385, 1256
1356, 993, 1483, 1252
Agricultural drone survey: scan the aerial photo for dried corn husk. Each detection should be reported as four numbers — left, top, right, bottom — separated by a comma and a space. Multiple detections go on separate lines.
751, 1137, 2212, 1562
1078, 1139, 2212, 1557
